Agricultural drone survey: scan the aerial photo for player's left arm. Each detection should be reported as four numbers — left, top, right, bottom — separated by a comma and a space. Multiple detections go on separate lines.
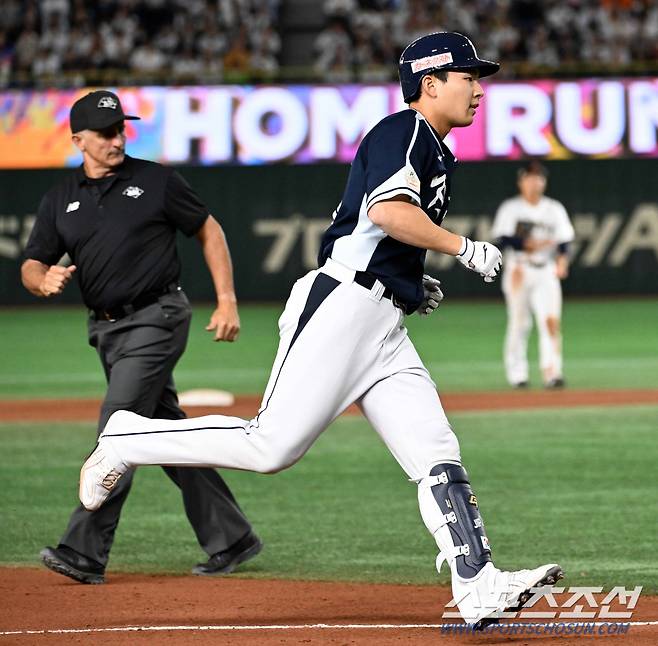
554, 201, 575, 281
417, 274, 444, 316
556, 243, 570, 280
196, 215, 240, 342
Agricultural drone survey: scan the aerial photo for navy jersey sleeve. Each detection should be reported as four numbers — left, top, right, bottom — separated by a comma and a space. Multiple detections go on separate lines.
364, 115, 430, 211
164, 171, 209, 237
23, 192, 66, 265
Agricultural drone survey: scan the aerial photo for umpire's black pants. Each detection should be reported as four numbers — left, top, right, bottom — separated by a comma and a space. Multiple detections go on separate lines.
59, 289, 253, 567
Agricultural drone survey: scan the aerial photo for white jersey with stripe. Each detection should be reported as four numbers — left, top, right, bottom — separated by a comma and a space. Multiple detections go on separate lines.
491, 195, 575, 267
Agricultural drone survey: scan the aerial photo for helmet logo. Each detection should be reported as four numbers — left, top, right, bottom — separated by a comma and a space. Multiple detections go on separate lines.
411, 52, 453, 73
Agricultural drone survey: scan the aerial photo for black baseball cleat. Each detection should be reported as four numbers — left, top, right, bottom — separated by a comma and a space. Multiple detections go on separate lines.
192, 531, 263, 576
545, 378, 565, 389
512, 381, 529, 389
40, 545, 105, 584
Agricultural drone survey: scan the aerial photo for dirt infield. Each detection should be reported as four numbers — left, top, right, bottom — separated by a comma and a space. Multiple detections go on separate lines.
1, 391, 656, 644
2, 388, 658, 422
0, 569, 656, 645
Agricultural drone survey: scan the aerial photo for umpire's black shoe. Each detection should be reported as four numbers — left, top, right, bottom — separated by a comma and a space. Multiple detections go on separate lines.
192, 531, 263, 576
40, 545, 105, 584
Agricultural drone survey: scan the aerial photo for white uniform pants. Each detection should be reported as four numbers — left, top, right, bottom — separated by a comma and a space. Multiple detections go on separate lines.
501, 261, 563, 385
101, 259, 461, 481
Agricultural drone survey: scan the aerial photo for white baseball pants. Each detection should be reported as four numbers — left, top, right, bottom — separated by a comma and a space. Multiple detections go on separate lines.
501, 261, 563, 385
101, 259, 461, 481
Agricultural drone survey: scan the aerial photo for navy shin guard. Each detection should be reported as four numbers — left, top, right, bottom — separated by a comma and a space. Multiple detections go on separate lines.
425, 463, 492, 579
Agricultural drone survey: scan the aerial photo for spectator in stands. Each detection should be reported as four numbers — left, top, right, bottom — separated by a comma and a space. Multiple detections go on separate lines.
223, 25, 251, 75
130, 35, 168, 74
314, 18, 352, 78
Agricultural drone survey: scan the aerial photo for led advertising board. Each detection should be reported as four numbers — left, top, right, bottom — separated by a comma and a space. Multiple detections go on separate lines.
1, 79, 657, 168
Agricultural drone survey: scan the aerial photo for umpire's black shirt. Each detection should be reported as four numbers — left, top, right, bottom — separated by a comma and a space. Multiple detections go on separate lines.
25, 156, 208, 311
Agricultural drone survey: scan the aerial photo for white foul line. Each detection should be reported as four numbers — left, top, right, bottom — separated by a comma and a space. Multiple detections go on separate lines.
1, 621, 657, 637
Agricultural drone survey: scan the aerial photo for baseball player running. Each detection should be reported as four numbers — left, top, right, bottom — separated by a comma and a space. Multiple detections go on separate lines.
491, 162, 575, 388
79, 33, 563, 628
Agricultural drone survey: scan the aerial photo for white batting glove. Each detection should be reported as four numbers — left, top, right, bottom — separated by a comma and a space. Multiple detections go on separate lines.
417, 274, 444, 316
455, 237, 502, 283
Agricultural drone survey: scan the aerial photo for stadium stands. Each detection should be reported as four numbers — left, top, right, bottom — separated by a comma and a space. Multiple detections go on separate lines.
2, 0, 657, 87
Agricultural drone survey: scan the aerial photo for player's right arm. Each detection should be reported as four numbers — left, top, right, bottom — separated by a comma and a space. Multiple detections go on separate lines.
368, 196, 463, 254
369, 197, 501, 282
21, 260, 77, 297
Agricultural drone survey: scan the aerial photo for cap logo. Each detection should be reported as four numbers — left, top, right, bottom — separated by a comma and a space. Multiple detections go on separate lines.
410, 52, 453, 73
97, 96, 118, 109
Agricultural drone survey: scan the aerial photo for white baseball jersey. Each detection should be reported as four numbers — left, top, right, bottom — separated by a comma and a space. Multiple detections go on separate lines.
492, 194, 574, 386
491, 196, 574, 267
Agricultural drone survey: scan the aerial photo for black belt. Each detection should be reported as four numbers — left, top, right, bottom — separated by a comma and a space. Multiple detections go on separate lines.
354, 271, 393, 300
91, 283, 180, 321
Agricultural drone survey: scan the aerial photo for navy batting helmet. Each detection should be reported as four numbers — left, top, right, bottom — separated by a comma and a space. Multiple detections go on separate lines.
398, 32, 500, 103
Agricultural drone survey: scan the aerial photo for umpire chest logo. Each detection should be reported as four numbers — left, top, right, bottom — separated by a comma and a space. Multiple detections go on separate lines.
65, 201, 80, 213
123, 186, 144, 199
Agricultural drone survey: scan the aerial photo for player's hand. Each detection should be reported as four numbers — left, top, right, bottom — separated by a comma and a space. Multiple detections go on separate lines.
455, 237, 502, 283
206, 299, 240, 342
417, 274, 444, 316
40, 264, 76, 297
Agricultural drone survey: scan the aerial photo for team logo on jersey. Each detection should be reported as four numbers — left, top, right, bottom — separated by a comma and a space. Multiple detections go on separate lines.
481, 536, 490, 550
123, 186, 144, 199
97, 96, 118, 109
468, 494, 478, 507
473, 517, 483, 529
65, 201, 80, 213
405, 166, 420, 193
428, 174, 447, 216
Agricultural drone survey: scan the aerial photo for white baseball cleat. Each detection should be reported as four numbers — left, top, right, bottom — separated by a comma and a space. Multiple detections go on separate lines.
79, 441, 126, 511
452, 562, 564, 629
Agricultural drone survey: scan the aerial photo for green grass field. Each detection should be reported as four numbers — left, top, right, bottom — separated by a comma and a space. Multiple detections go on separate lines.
0, 298, 656, 591
1, 298, 657, 398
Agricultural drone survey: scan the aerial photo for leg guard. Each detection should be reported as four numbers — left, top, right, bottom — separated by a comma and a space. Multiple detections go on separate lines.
417, 463, 492, 579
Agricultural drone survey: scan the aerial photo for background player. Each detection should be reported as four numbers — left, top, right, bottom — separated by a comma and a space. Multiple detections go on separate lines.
22, 91, 261, 583
77, 34, 563, 628
491, 161, 575, 389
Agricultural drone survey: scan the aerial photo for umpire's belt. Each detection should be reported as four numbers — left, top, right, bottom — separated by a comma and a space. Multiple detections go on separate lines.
91, 282, 180, 321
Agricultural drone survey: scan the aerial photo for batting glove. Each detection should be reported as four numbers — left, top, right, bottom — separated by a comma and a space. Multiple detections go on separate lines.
417, 274, 444, 316
455, 237, 502, 283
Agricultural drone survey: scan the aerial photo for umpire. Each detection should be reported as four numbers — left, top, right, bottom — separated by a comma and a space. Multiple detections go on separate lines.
21, 90, 261, 583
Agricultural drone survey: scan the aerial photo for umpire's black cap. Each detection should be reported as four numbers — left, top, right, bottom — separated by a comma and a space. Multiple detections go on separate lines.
398, 32, 500, 103
70, 90, 140, 133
